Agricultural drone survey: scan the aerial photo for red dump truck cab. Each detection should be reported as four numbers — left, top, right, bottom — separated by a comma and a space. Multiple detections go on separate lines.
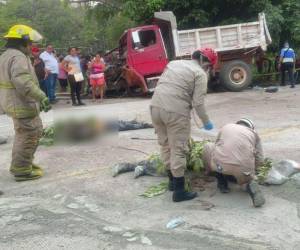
126, 25, 169, 78
105, 11, 271, 95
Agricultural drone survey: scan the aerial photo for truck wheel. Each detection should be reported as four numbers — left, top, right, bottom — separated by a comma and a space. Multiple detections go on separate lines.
220, 60, 252, 91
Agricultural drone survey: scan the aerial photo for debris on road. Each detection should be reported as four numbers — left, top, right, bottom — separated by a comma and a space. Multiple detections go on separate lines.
103, 225, 124, 233
265, 168, 289, 185
126, 237, 138, 242
265, 86, 279, 93
66, 203, 80, 209
195, 200, 215, 210
0, 136, 8, 145
273, 160, 300, 177
252, 86, 279, 93
140, 182, 168, 198
257, 158, 273, 183
122, 232, 136, 238
166, 217, 185, 229
258, 159, 300, 185
140, 235, 152, 246
39, 126, 55, 146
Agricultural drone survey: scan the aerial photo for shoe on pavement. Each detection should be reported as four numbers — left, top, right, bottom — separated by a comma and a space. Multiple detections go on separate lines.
12, 164, 44, 182
14, 169, 43, 182
173, 177, 198, 202
216, 173, 230, 193
32, 163, 44, 175
246, 180, 265, 207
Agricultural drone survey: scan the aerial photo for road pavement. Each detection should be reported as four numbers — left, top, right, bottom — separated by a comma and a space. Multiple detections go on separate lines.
0, 87, 300, 249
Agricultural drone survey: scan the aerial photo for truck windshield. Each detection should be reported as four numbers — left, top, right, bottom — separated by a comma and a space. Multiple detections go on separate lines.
132, 30, 156, 50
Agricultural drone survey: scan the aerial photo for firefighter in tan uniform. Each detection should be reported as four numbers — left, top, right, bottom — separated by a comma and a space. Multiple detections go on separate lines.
151, 48, 217, 202
0, 25, 51, 181
203, 118, 265, 207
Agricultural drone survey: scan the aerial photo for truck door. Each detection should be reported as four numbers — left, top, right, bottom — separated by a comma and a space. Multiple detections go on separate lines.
128, 27, 168, 77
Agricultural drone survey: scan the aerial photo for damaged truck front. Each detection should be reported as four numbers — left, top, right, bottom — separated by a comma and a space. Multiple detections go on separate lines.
104, 11, 272, 95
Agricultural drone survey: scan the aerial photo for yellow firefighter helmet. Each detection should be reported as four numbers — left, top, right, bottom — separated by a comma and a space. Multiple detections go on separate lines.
4, 24, 43, 42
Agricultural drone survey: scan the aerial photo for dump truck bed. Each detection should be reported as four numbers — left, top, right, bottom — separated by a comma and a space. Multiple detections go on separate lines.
154, 12, 272, 58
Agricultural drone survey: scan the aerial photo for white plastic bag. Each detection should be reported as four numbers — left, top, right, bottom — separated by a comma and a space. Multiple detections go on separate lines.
273, 160, 300, 178
264, 168, 289, 185
74, 72, 84, 82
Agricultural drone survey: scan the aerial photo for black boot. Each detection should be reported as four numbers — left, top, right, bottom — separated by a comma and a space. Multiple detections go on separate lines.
216, 173, 230, 193
173, 177, 197, 202
167, 170, 174, 191
246, 180, 265, 207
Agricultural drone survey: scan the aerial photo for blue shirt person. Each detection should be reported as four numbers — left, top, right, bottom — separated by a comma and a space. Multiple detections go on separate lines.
279, 42, 295, 88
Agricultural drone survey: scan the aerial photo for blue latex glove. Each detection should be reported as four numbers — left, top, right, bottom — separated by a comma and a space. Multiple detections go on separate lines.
204, 121, 214, 130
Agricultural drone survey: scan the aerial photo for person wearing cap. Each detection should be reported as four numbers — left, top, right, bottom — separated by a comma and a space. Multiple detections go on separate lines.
31, 46, 46, 94
150, 48, 216, 202
0, 24, 51, 181
202, 119, 265, 207
279, 42, 296, 88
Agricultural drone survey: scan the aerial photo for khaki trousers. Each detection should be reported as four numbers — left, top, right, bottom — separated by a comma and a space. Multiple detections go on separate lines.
203, 142, 253, 185
150, 106, 190, 178
10, 116, 43, 175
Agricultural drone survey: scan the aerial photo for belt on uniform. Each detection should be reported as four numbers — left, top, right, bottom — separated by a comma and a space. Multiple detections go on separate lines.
0, 82, 15, 89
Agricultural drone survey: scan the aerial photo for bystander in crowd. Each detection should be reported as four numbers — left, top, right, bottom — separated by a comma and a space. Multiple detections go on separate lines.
58, 55, 68, 92
62, 47, 85, 106
88, 52, 106, 102
40, 44, 59, 103
279, 42, 295, 88
31, 46, 46, 94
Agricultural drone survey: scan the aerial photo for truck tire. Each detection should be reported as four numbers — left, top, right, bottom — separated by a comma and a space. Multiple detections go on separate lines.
220, 60, 252, 91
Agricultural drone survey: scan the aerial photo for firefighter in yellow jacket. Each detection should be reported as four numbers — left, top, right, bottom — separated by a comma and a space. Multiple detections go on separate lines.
0, 25, 51, 181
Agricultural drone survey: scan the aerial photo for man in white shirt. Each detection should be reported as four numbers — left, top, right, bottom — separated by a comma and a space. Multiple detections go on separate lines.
40, 44, 59, 103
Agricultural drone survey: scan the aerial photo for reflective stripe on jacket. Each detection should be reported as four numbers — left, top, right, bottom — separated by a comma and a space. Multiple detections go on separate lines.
0, 48, 45, 118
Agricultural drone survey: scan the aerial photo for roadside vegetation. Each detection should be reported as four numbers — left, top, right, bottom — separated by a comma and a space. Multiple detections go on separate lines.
0, 0, 299, 52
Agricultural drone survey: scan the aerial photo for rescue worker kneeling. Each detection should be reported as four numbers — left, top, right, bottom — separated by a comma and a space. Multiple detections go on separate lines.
151, 48, 217, 202
203, 119, 266, 207
0, 25, 51, 181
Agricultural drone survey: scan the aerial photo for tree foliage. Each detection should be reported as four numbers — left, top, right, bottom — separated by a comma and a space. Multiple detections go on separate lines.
123, 0, 300, 50
0, 0, 300, 52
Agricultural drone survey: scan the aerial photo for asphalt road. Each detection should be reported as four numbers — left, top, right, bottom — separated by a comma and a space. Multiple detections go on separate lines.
0, 86, 300, 250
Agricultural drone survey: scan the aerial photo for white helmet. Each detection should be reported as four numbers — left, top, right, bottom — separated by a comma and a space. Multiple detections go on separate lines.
237, 118, 254, 130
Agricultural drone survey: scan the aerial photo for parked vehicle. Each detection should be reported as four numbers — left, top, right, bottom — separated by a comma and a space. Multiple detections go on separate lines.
104, 11, 272, 95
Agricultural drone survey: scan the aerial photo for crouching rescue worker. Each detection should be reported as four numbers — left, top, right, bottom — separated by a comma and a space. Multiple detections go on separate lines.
203, 118, 265, 207
150, 48, 217, 202
0, 25, 51, 181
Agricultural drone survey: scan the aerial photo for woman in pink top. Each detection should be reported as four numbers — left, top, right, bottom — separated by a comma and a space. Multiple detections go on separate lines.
58, 56, 68, 92
89, 52, 106, 102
